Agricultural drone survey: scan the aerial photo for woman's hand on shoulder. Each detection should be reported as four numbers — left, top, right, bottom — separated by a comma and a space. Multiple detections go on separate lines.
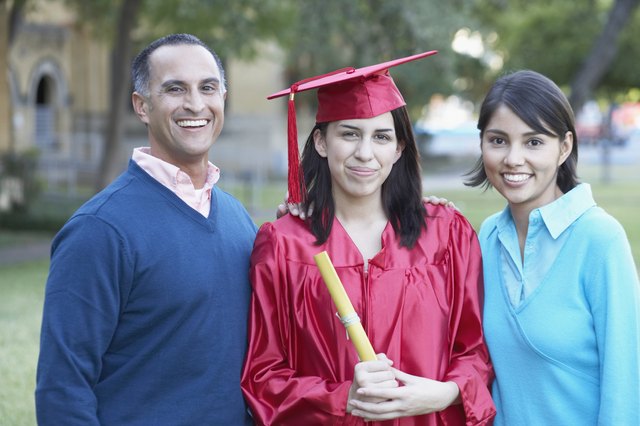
276, 191, 314, 219
424, 195, 456, 209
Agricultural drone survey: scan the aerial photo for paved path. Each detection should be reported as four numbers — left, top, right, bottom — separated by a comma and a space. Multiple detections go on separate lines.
0, 239, 51, 267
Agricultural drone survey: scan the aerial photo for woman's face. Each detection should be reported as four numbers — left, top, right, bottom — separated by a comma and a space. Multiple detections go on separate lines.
481, 105, 572, 213
313, 111, 403, 204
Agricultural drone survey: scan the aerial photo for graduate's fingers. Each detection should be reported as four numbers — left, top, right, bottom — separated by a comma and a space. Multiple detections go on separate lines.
375, 353, 393, 364
349, 397, 403, 420
354, 366, 396, 387
390, 367, 420, 385
353, 359, 396, 388
356, 385, 404, 401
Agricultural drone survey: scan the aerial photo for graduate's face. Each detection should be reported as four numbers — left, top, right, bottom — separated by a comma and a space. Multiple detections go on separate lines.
481, 105, 572, 212
132, 44, 226, 168
313, 112, 403, 203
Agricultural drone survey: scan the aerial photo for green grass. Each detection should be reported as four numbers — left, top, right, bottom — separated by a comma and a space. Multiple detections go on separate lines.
0, 230, 54, 249
0, 260, 48, 426
430, 182, 640, 271
1, 164, 638, 424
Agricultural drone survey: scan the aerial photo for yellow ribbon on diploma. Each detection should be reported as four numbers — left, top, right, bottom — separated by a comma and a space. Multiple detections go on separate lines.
313, 251, 377, 362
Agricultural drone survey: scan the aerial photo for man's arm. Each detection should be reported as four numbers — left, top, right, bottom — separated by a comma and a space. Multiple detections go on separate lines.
35, 216, 129, 425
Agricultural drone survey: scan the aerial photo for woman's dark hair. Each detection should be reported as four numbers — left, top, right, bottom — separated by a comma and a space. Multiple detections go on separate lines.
464, 70, 580, 193
300, 106, 426, 248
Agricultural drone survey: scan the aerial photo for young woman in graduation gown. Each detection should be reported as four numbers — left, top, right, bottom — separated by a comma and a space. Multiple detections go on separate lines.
241, 52, 496, 426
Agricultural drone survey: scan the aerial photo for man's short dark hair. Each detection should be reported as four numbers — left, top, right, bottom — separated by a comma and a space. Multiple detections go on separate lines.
131, 33, 226, 97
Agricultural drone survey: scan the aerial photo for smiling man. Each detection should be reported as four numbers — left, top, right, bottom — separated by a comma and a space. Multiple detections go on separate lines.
35, 34, 257, 425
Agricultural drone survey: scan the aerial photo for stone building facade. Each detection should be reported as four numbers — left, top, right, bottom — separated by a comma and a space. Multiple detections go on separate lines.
3, 1, 111, 197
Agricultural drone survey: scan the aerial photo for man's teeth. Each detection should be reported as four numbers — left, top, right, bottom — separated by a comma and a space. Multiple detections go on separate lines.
177, 119, 208, 127
504, 174, 530, 182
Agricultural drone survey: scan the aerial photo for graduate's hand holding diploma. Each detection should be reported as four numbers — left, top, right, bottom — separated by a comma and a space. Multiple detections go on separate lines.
346, 354, 398, 412
349, 365, 461, 421
313, 251, 399, 410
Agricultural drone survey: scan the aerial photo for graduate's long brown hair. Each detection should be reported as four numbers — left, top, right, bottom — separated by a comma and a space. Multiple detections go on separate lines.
300, 106, 426, 248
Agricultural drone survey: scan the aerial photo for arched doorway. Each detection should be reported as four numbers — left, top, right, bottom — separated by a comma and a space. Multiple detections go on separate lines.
27, 59, 71, 195
35, 74, 58, 151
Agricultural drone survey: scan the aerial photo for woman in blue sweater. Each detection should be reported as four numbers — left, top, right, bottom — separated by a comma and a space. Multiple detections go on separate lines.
464, 70, 640, 425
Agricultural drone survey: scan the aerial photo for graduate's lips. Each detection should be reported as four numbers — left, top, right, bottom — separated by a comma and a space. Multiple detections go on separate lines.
347, 166, 378, 177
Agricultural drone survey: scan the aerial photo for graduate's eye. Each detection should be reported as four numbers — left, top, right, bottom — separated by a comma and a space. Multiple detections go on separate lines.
374, 133, 393, 143
527, 138, 543, 147
489, 136, 506, 145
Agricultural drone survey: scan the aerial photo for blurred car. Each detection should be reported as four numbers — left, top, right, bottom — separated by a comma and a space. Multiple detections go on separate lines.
414, 121, 480, 158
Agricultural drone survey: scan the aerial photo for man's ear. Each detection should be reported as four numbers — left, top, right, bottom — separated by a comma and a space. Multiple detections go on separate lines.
132, 92, 149, 124
313, 128, 327, 158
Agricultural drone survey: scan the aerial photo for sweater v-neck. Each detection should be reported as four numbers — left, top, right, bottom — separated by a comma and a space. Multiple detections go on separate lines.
129, 161, 217, 232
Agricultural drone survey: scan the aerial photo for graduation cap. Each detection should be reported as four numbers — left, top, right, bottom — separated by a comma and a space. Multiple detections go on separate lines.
269, 50, 438, 204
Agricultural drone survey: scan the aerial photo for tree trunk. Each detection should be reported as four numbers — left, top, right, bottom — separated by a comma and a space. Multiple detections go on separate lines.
95, 0, 143, 191
8, 0, 26, 45
568, 0, 640, 111
0, 1, 10, 153
0, 0, 25, 153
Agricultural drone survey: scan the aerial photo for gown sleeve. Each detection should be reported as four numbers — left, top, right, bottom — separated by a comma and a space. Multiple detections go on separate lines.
241, 222, 354, 426
440, 211, 496, 425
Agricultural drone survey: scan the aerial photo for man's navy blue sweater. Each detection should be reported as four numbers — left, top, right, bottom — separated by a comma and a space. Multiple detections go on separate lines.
36, 161, 257, 425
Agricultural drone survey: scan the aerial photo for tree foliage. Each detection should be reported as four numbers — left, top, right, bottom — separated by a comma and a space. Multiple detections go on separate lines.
590, 0, 640, 99
470, 0, 640, 106
138, 0, 294, 58
277, 0, 480, 119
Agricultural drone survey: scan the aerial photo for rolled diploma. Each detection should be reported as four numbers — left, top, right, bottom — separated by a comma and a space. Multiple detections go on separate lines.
313, 251, 377, 362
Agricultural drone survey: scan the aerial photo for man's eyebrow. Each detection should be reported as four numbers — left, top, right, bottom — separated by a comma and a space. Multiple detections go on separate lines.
160, 77, 221, 89
201, 77, 221, 86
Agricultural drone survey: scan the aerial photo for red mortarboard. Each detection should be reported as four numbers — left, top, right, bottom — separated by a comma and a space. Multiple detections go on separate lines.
269, 50, 438, 204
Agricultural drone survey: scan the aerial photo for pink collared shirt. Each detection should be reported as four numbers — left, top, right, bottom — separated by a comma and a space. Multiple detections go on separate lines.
132, 147, 220, 217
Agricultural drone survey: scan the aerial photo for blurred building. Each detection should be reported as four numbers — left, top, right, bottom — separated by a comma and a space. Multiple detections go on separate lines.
2, 1, 110, 193
1, 0, 290, 200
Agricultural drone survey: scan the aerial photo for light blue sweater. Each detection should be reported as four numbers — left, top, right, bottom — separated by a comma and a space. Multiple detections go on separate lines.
480, 183, 640, 425
36, 161, 257, 425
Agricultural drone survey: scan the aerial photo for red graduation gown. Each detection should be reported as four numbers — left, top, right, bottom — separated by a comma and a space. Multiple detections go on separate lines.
241, 204, 495, 425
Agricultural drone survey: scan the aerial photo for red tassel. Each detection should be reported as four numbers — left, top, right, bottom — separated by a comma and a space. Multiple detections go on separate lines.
285, 69, 354, 205
287, 85, 304, 204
